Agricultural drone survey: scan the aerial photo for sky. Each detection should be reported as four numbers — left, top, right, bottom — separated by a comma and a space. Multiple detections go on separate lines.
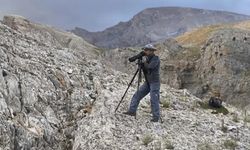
0, 0, 250, 32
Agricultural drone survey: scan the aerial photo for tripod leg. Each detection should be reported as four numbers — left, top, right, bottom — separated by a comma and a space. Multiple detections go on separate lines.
137, 67, 142, 91
115, 69, 139, 113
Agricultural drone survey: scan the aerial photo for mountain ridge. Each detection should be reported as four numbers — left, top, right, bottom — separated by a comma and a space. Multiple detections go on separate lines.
72, 7, 250, 49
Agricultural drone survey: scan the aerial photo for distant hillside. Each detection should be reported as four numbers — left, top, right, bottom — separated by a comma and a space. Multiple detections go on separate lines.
176, 20, 250, 47
72, 7, 250, 48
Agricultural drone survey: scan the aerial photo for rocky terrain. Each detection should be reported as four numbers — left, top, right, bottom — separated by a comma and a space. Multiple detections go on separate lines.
74, 84, 250, 150
175, 21, 250, 107
72, 7, 250, 49
0, 16, 250, 150
102, 20, 250, 108
0, 15, 113, 149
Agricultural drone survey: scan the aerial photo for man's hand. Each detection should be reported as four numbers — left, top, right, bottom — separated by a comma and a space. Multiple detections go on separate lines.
142, 56, 148, 64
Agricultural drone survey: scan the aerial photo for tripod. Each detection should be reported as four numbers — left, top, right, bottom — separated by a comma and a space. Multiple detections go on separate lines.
114, 58, 163, 123
115, 58, 144, 113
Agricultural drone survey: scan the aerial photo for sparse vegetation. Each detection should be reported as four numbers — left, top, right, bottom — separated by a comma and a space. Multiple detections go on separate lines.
164, 140, 174, 149
197, 142, 214, 150
197, 101, 229, 115
162, 99, 171, 108
175, 46, 201, 61
191, 101, 199, 111
224, 139, 238, 149
243, 110, 250, 124
232, 113, 240, 123
176, 24, 224, 47
142, 134, 154, 146
233, 20, 250, 30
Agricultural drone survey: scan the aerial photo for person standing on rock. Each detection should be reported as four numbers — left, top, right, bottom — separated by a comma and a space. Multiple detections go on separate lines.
123, 44, 161, 122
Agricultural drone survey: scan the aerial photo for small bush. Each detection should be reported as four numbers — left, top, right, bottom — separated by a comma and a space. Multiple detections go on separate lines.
142, 134, 154, 147
191, 101, 199, 111
162, 100, 170, 108
224, 139, 238, 149
164, 140, 174, 149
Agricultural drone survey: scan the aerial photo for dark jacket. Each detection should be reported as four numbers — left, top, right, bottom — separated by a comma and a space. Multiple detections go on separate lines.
143, 55, 160, 83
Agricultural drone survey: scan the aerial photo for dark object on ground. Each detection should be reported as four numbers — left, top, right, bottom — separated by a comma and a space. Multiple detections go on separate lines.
209, 97, 223, 108
198, 101, 229, 115
150, 118, 159, 122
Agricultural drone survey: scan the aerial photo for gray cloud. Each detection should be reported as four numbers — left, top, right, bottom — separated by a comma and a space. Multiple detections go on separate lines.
0, 0, 250, 31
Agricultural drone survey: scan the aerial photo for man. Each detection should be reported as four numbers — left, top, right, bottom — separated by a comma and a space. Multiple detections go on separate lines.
123, 44, 161, 122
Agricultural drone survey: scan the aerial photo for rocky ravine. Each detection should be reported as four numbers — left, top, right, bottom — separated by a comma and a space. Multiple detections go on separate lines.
72, 7, 250, 49
0, 16, 250, 150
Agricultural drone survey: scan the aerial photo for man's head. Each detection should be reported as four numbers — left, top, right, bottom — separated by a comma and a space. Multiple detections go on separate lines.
142, 44, 157, 56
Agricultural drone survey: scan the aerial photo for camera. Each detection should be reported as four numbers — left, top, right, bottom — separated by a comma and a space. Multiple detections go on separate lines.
128, 51, 145, 62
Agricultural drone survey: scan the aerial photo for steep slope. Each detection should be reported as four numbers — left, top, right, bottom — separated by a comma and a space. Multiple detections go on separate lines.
0, 15, 119, 149
2, 15, 101, 57
72, 7, 250, 49
174, 21, 250, 107
196, 29, 250, 106
165, 22, 250, 107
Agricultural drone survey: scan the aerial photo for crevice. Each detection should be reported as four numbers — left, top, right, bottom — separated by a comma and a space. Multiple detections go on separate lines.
3, 75, 10, 97
17, 78, 24, 112
2, 70, 8, 77
211, 66, 216, 73
13, 125, 20, 150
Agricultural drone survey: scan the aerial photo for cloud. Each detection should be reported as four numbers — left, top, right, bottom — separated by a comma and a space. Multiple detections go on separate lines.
0, 0, 250, 31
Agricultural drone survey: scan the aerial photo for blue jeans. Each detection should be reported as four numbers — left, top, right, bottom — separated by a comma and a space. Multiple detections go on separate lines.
128, 82, 160, 119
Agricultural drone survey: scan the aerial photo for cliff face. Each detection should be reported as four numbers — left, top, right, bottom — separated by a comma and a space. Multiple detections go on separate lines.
72, 7, 250, 49
196, 29, 250, 107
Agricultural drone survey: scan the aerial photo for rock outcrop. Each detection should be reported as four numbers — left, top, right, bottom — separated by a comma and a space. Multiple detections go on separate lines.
0, 15, 117, 149
72, 7, 250, 49
196, 29, 250, 107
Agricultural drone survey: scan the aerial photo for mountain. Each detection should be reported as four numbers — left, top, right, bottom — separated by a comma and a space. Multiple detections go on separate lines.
72, 7, 250, 49
1, 15, 250, 150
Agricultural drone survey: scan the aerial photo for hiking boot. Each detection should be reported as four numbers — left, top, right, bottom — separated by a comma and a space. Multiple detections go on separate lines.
150, 118, 159, 122
123, 111, 136, 116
